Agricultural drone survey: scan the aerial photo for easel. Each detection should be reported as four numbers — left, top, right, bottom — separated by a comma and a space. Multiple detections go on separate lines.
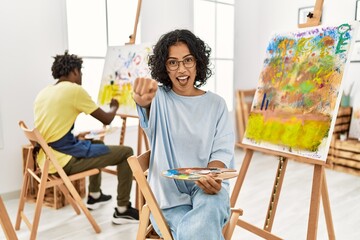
231, 1, 335, 239
232, 144, 335, 240
100, 0, 149, 210
119, 0, 149, 156
298, 0, 324, 28
100, 0, 149, 160
114, 113, 149, 156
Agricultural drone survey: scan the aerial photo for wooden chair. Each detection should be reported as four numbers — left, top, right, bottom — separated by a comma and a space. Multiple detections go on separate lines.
235, 89, 256, 143
127, 150, 243, 240
16, 121, 101, 240
0, 196, 18, 240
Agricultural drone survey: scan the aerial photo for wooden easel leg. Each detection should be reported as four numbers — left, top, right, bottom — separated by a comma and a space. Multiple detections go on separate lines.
137, 123, 150, 155
143, 129, 150, 150
307, 165, 324, 240
137, 122, 143, 155
119, 116, 127, 145
236, 91, 245, 142
237, 218, 283, 240
230, 149, 254, 207
264, 157, 288, 231
321, 171, 335, 240
0, 196, 18, 240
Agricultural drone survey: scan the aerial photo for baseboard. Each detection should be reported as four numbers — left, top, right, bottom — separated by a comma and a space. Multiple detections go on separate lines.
1, 190, 20, 201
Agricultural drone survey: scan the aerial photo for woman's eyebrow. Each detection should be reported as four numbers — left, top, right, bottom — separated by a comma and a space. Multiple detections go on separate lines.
167, 54, 193, 60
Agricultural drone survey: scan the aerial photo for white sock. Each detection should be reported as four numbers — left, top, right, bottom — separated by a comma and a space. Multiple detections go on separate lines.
117, 206, 127, 213
89, 192, 101, 199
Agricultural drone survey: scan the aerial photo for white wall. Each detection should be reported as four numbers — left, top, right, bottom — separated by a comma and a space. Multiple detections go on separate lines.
141, 0, 193, 43
0, 0, 67, 195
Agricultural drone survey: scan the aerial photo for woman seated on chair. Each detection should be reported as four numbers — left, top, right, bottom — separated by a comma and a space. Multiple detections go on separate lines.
133, 29, 235, 240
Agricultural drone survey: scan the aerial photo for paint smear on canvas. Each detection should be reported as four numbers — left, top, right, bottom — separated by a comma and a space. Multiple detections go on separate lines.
242, 23, 358, 161
98, 43, 153, 115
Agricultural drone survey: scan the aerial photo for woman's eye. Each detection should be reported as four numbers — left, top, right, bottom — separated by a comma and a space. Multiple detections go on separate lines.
168, 60, 177, 66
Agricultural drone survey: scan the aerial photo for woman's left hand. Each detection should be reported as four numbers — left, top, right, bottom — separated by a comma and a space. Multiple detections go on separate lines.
195, 174, 222, 194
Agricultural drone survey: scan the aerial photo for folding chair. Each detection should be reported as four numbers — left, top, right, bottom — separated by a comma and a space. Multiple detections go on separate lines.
0, 196, 18, 240
127, 150, 243, 240
16, 121, 101, 240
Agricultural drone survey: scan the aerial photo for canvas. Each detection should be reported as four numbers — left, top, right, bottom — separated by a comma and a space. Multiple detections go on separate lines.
242, 22, 358, 162
97, 43, 153, 116
348, 92, 360, 140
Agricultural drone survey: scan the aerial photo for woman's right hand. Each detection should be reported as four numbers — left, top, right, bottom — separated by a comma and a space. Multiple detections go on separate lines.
133, 77, 158, 108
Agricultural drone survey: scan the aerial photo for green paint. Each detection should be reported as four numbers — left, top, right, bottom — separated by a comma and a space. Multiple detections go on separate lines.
283, 84, 295, 92
300, 81, 314, 93
304, 98, 313, 107
319, 55, 335, 69
335, 23, 351, 54
309, 65, 319, 74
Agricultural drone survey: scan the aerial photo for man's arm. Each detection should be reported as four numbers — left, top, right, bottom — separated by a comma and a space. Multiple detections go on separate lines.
90, 99, 119, 125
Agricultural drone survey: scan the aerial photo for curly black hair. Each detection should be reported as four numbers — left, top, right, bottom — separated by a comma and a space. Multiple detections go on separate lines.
51, 50, 83, 79
148, 29, 212, 91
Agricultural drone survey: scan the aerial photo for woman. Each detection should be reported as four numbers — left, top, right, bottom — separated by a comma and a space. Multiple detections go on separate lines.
133, 29, 235, 240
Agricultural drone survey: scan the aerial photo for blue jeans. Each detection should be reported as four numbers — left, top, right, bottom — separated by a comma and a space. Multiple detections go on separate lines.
151, 185, 230, 240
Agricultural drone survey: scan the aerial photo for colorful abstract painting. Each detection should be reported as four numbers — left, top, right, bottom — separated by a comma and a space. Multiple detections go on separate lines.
98, 43, 153, 116
242, 23, 358, 162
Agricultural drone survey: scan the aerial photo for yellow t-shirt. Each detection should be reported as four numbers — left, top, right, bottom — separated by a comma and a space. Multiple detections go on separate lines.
34, 81, 98, 173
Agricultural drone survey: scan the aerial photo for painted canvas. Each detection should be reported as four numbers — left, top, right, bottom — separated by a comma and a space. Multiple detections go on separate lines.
349, 93, 360, 140
242, 22, 358, 162
98, 43, 153, 116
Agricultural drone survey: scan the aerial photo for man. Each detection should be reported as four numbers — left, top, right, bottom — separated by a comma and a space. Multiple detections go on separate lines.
34, 50, 138, 224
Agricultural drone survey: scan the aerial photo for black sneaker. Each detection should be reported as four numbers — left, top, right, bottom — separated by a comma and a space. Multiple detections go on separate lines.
86, 191, 112, 210
112, 203, 139, 224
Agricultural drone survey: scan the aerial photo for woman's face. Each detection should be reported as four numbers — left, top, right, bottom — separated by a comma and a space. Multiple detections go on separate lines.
166, 42, 197, 96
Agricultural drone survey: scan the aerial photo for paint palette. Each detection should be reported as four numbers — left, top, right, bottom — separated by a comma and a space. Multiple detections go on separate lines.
83, 127, 118, 140
161, 167, 238, 181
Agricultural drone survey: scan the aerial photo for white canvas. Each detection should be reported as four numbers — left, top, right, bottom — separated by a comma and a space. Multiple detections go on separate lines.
98, 43, 153, 116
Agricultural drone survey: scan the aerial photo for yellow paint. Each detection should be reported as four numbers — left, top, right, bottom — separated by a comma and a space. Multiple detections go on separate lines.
99, 83, 118, 105
245, 112, 330, 152
98, 82, 135, 109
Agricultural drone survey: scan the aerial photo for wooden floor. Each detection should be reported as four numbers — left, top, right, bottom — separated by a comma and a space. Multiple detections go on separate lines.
1, 148, 360, 240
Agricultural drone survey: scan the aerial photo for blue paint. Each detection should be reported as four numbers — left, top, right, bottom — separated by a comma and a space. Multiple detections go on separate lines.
261, 93, 267, 110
